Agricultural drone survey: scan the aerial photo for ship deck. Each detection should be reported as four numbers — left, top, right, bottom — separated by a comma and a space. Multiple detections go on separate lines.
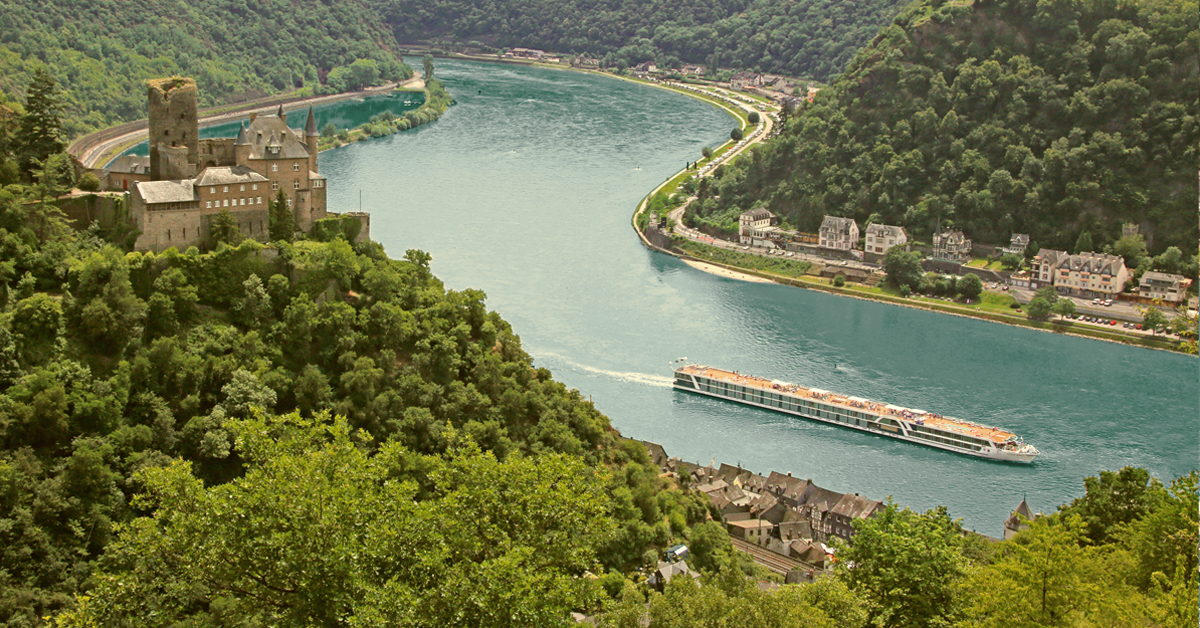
680, 365, 1016, 443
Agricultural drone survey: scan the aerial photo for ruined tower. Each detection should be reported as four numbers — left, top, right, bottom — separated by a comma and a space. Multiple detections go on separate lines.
147, 77, 199, 181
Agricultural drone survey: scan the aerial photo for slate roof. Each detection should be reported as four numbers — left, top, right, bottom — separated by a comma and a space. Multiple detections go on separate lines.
305, 106, 318, 135
865, 223, 905, 239
1009, 233, 1030, 247
741, 207, 774, 221
1005, 499, 1033, 530
193, 166, 269, 187
1057, 252, 1125, 275
830, 493, 882, 520
1141, 271, 1187, 288
136, 179, 197, 204
243, 113, 313, 160
820, 215, 857, 234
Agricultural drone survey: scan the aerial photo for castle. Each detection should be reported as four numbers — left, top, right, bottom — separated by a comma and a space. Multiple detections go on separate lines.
130, 77, 330, 251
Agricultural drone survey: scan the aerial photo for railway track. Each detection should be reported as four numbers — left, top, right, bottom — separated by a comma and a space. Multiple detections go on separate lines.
730, 536, 811, 575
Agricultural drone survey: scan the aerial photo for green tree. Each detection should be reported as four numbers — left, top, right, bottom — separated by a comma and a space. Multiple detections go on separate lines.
963, 515, 1135, 627
15, 67, 66, 177
701, 146, 713, 159
1026, 296, 1052, 320
1033, 285, 1058, 304
208, 208, 241, 247
998, 253, 1022, 271
1073, 230, 1093, 254
56, 413, 615, 627
1121, 471, 1198, 589
882, 247, 923, 290
1058, 466, 1165, 545
10, 292, 62, 366
347, 58, 381, 90
322, 122, 336, 139
956, 273, 982, 300
748, 111, 760, 124
1051, 298, 1075, 320
730, 127, 744, 141
837, 501, 965, 628
1141, 307, 1168, 335
268, 189, 294, 242
423, 54, 435, 80
1111, 234, 1147, 267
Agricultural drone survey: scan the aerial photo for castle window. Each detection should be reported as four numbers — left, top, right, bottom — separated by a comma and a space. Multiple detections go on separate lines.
223, 186, 229, 192
272, 182, 279, 191
293, 162, 299, 171
206, 201, 211, 208
293, 180, 300, 190
252, 184, 258, 190
210, 187, 215, 194
287, 198, 292, 207
240, 185, 245, 191
257, 196, 262, 204
272, 164, 278, 172
223, 199, 228, 207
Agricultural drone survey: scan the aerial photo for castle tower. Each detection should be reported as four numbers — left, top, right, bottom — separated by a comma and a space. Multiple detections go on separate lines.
305, 106, 319, 173
147, 77, 200, 181
276, 103, 286, 124
233, 123, 250, 166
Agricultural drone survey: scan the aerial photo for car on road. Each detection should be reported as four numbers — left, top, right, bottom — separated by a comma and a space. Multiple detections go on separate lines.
1104, 299, 1113, 306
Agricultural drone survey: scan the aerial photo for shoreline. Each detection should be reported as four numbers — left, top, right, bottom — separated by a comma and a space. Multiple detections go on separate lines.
683, 260, 772, 283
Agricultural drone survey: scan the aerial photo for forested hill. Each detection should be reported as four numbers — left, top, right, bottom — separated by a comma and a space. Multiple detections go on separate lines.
0, 0, 407, 137
371, 0, 909, 81
694, 0, 1198, 254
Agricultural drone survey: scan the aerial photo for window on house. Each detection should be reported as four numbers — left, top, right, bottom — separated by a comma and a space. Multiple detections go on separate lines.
223, 199, 228, 207
257, 196, 262, 204
240, 198, 245, 205
287, 198, 292, 207
167, 230, 171, 241
272, 182, 279, 190
252, 184, 258, 190
206, 201, 212, 208
293, 180, 300, 189
272, 164, 278, 172
240, 185, 245, 191
293, 162, 300, 171
223, 186, 229, 192
210, 187, 215, 194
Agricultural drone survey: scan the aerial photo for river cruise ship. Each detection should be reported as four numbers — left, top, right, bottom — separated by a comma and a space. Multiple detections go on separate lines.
673, 364, 1039, 463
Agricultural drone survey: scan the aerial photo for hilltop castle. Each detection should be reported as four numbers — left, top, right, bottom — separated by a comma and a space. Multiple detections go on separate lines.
130, 77, 330, 251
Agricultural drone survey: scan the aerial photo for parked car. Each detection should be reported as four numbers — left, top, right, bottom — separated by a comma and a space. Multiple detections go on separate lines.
1092, 298, 1101, 304
1104, 299, 1113, 306
1109, 320, 1117, 325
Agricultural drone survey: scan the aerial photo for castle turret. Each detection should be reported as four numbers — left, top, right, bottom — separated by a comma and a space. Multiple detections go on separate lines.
305, 106, 319, 173
234, 123, 251, 166
277, 103, 286, 124
147, 77, 200, 181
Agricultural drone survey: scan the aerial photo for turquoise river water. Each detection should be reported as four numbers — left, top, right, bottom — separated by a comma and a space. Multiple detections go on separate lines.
322, 59, 1190, 536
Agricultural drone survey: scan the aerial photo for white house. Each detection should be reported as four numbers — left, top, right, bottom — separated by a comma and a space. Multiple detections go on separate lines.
818, 216, 859, 251
864, 223, 907, 255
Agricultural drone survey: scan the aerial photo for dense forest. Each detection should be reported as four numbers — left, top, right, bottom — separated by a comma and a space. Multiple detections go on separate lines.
372, 0, 908, 81
0, 0, 410, 137
690, 0, 1199, 254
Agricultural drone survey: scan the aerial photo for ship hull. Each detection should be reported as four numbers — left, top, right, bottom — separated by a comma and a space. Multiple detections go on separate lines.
673, 371, 1037, 463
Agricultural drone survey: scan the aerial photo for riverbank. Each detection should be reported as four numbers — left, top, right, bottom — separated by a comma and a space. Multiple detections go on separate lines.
70, 74, 426, 169
683, 260, 772, 283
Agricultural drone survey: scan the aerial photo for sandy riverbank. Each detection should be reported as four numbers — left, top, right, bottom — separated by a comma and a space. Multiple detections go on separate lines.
683, 260, 773, 283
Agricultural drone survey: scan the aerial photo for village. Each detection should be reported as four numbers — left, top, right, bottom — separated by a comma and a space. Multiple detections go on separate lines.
633, 440, 1036, 588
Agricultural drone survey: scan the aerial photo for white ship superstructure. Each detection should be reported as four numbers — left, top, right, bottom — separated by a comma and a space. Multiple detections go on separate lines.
673, 364, 1039, 463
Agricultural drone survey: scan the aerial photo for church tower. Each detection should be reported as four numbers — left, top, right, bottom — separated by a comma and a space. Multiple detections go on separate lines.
147, 77, 199, 181
305, 106, 319, 173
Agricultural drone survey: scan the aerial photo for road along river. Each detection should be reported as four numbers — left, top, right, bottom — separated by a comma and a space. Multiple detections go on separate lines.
319, 58, 1196, 536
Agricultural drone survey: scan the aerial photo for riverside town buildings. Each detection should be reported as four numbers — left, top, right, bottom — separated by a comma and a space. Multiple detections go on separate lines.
1137, 271, 1192, 304
739, 207, 780, 245
1030, 249, 1129, 299
818, 216, 859, 251
129, 77, 332, 252
863, 223, 907, 254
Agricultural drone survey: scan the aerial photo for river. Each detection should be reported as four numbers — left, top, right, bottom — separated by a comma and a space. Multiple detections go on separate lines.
319, 58, 1196, 536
